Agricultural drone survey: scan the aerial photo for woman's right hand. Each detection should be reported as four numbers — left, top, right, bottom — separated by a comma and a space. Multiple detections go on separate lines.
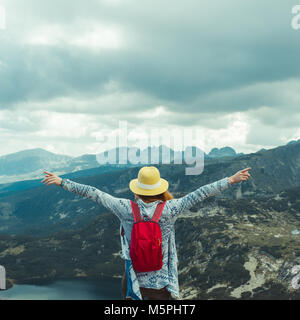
41, 170, 63, 186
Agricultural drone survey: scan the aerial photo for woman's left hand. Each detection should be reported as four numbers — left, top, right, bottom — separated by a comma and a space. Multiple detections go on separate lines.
228, 167, 251, 184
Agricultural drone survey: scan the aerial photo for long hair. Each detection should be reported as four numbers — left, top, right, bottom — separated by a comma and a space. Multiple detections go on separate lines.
135, 190, 174, 203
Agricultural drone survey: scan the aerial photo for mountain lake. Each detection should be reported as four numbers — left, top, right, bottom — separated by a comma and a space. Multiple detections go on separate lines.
0, 278, 122, 300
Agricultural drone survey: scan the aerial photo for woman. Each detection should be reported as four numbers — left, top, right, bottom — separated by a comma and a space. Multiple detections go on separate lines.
42, 165, 251, 300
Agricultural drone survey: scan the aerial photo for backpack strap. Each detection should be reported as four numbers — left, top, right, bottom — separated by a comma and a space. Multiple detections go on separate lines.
130, 200, 143, 222
151, 201, 166, 223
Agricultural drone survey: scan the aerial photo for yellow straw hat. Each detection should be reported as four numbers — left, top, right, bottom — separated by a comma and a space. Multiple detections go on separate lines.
129, 166, 169, 196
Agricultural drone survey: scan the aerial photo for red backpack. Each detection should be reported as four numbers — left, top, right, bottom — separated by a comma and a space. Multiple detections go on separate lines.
129, 200, 166, 272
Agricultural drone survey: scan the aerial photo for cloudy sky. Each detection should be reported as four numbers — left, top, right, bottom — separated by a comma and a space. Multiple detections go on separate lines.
0, 0, 299, 157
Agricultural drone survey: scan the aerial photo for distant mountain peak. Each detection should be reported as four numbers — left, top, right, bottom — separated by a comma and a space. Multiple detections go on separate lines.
208, 146, 237, 158
286, 139, 300, 145
0, 148, 59, 159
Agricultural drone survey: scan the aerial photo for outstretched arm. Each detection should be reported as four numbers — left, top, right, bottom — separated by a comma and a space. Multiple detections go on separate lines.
167, 167, 251, 219
41, 170, 131, 220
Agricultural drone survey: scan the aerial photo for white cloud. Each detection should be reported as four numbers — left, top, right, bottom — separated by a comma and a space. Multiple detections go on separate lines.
10, 86, 159, 117
135, 106, 170, 119
24, 22, 125, 50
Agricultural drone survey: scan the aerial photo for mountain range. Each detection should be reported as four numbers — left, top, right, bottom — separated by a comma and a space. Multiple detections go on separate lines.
0, 145, 245, 184
0, 139, 299, 299
1, 138, 299, 185
0, 141, 299, 236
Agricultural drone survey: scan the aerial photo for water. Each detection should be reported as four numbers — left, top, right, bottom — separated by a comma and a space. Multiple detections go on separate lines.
0, 278, 122, 300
